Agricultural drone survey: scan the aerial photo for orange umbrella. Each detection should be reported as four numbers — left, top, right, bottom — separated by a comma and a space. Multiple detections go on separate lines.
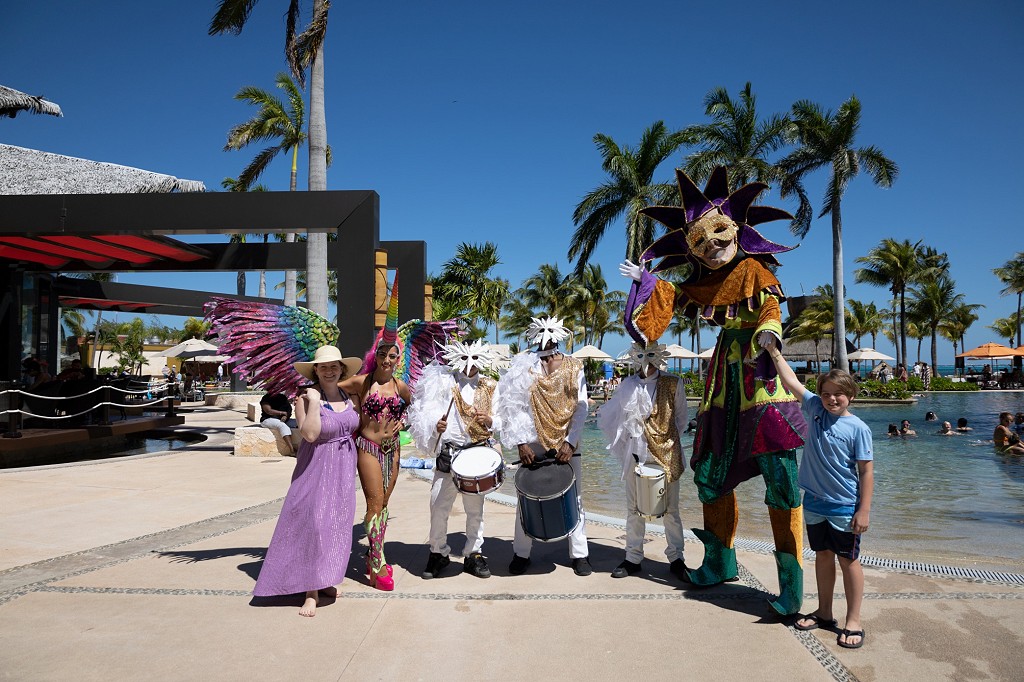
957, 342, 1016, 360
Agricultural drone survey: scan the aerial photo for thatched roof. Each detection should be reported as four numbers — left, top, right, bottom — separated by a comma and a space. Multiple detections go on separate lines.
780, 337, 857, 362
0, 85, 63, 118
0, 144, 206, 195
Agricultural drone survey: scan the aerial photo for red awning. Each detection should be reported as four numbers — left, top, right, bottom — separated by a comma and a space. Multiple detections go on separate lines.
59, 297, 159, 312
0, 234, 208, 270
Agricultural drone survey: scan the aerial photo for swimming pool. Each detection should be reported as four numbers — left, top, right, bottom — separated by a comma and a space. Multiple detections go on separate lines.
565, 390, 1024, 573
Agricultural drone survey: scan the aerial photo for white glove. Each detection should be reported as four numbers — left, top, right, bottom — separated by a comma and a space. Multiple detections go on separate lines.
757, 331, 779, 350
619, 260, 642, 282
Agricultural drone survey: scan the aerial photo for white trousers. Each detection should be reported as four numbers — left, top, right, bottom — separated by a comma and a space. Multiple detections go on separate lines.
260, 418, 291, 438
428, 469, 485, 557
513, 455, 589, 560
624, 470, 685, 564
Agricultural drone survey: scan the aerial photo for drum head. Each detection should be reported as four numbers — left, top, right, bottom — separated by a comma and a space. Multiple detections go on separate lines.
515, 461, 575, 498
451, 446, 503, 477
635, 463, 665, 478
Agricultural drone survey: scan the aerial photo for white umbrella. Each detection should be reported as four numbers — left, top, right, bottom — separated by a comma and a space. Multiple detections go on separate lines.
571, 344, 613, 361
151, 338, 220, 359
665, 343, 698, 359
847, 347, 895, 362
696, 347, 714, 359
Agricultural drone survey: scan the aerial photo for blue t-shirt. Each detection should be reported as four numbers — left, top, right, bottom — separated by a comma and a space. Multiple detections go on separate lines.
798, 389, 873, 515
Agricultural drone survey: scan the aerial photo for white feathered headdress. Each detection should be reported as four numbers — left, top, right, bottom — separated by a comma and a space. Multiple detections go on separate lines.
526, 316, 570, 353
629, 341, 670, 371
441, 338, 494, 376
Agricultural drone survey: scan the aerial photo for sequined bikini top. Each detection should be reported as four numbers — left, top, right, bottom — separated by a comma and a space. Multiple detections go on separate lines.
362, 391, 407, 423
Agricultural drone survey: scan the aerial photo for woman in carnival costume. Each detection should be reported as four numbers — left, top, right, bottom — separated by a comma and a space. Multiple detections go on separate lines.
252, 345, 363, 616
340, 276, 412, 591
619, 167, 808, 615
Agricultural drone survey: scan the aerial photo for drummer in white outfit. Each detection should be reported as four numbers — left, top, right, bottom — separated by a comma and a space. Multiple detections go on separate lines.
497, 316, 592, 577
598, 341, 690, 580
409, 340, 501, 580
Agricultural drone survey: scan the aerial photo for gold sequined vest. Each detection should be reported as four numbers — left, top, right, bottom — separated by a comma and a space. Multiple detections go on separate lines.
452, 375, 497, 443
642, 374, 683, 482
529, 355, 582, 451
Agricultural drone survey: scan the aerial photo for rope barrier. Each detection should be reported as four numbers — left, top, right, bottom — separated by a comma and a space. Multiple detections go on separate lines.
3, 399, 175, 420
0, 385, 170, 400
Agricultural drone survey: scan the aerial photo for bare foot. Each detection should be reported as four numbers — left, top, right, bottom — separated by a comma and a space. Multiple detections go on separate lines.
299, 590, 318, 617
319, 586, 338, 599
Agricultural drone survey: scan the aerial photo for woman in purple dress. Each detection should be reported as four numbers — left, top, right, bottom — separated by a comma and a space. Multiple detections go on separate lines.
253, 346, 363, 617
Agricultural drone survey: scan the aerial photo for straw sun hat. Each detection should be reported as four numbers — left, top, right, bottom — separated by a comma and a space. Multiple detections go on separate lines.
294, 346, 362, 382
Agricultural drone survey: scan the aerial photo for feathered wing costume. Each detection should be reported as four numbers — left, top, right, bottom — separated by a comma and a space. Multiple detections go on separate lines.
623, 167, 808, 616
204, 297, 339, 398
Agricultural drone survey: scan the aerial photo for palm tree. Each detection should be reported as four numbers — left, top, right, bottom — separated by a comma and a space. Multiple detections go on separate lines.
993, 253, 1024, 347
846, 299, 884, 349
939, 302, 983, 366
779, 96, 899, 371
854, 239, 927, 368
517, 263, 571, 320
990, 314, 1021, 346
224, 73, 310, 306
560, 264, 624, 348
681, 82, 811, 230
908, 272, 978, 374
210, 0, 331, 316
568, 121, 686, 276
432, 242, 510, 342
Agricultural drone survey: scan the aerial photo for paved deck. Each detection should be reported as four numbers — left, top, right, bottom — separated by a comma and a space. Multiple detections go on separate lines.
1, 404, 1021, 681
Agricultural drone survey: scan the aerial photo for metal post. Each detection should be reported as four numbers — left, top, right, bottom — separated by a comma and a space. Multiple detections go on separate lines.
165, 395, 175, 418
98, 386, 112, 426
2, 390, 22, 438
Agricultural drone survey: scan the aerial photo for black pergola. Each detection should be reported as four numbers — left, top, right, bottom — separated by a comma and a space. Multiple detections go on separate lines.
0, 190, 427, 380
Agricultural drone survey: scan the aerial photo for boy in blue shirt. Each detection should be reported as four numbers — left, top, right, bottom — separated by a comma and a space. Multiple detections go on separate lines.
767, 344, 874, 649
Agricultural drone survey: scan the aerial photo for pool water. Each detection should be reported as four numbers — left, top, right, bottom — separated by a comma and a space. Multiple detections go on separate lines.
541, 391, 1024, 573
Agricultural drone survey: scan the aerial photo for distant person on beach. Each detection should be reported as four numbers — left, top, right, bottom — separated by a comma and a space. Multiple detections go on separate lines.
887, 424, 900, 437
956, 418, 973, 433
937, 421, 959, 436
900, 420, 917, 437
994, 412, 1024, 455
896, 364, 909, 382
767, 348, 874, 650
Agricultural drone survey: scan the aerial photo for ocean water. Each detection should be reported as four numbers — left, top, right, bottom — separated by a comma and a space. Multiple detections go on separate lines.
565, 390, 1024, 573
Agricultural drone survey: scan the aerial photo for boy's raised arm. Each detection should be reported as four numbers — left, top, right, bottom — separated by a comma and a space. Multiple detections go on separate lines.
765, 339, 806, 399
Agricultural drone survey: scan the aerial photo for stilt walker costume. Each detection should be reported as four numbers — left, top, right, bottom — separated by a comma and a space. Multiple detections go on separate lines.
409, 339, 502, 579
497, 317, 592, 576
619, 167, 808, 615
597, 341, 689, 580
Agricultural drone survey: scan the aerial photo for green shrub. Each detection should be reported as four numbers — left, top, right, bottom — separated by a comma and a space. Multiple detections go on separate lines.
858, 379, 912, 399
906, 376, 924, 392
929, 376, 979, 391
804, 376, 817, 394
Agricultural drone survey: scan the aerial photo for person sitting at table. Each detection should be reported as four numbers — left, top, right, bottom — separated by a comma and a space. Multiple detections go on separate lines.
260, 392, 296, 454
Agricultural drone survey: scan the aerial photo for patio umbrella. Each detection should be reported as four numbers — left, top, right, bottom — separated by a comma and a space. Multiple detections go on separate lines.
847, 348, 895, 361
696, 347, 714, 359
665, 343, 698, 359
152, 338, 220, 359
571, 344, 613, 361
957, 342, 1016, 360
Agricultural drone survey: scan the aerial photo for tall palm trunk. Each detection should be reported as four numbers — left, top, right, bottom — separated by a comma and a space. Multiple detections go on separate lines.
237, 271, 246, 296
259, 234, 268, 298
831, 207, 848, 371
284, 144, 299, 306
305, 0, 329, 317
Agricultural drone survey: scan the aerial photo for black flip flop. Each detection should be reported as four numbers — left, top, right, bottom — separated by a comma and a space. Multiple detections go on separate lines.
837, 628, 866, 649
794, 614, 838, 631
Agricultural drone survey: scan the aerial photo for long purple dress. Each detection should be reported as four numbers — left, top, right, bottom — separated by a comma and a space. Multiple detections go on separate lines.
253, 401, 359, 596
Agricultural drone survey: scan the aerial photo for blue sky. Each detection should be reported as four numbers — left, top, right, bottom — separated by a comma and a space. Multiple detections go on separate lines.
5, 0, 1023, 363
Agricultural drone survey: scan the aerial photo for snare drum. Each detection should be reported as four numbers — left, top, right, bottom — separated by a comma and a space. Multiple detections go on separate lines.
514, 461, 581, 541
449, 446, 506, 495
634, 463, 668, 519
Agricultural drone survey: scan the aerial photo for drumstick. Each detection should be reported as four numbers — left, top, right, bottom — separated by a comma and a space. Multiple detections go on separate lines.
434, 397, 456, 454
